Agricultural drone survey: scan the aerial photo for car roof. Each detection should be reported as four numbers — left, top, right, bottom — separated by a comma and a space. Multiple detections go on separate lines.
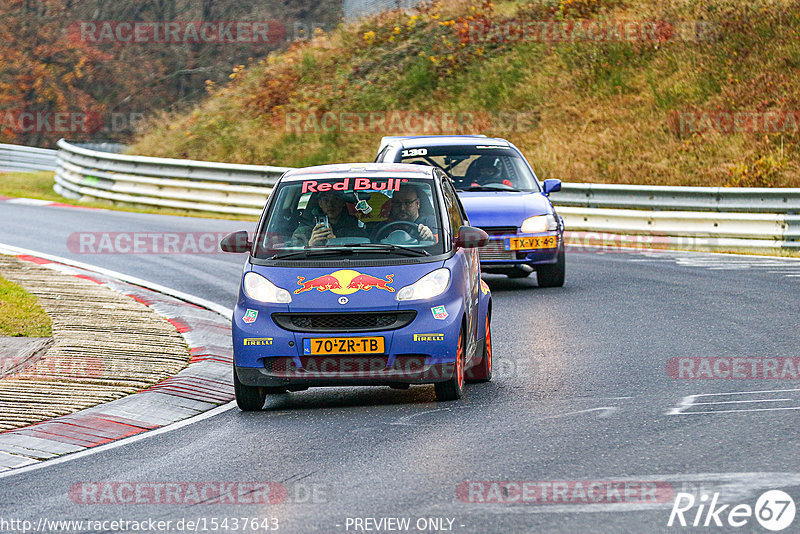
281, 162, 438, 182
378, 135, 511, 152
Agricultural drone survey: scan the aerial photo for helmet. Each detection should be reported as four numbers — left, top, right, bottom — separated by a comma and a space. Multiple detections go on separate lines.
469, 157, 501, 184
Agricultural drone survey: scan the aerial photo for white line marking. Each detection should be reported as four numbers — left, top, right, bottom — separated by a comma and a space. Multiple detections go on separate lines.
676, 406, 800, 415
693, 398, 792, 405
667, 388, 800, 415
540, 407, 617, 419
694, 387, 800, 397
390, 407, 457, 426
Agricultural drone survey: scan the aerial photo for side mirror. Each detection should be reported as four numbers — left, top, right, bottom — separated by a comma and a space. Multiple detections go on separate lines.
220, 231, 251, 253
455, 226, 489, 249
542, 179, 562, 196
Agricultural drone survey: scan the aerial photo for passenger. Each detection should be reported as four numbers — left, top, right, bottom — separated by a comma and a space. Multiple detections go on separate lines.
292, 190, 367, 246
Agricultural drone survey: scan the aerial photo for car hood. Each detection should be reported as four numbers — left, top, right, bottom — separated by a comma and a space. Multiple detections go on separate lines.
250, 261, 445, 312
458, 191, 551, 229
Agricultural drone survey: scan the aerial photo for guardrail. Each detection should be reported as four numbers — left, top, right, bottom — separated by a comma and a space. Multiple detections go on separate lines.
52, 139, 798, 251
0, 143, 57, 173
54, 139, 289, 216
552, 183, 800, 213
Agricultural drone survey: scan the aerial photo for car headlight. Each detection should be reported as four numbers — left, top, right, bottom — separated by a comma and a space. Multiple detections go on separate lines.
396, 268, 450, 301
521, 213, 558, 233
243, 272, 292, 303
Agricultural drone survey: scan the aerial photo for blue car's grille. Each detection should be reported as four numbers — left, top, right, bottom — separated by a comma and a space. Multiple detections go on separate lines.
272, 311, 416, 333
479, 227, 517, 261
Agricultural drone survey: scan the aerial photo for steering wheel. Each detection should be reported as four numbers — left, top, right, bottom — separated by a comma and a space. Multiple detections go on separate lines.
373, 220, 421, 242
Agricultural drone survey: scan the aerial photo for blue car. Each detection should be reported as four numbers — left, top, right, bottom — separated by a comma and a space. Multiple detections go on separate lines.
221, 163, 493, 410
376, 136, 565, 286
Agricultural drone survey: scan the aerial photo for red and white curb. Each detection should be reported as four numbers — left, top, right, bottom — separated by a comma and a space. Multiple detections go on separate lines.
0, 244, 235, 475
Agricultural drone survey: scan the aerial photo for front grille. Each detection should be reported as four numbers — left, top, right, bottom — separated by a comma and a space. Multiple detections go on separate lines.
481, 226, 517, 236
478, 227, 517, 261
272, 311, 416, 333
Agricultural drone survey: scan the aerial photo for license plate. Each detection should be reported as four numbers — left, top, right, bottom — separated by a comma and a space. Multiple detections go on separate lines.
303, 337, 385, 355
506, 235, 557, 250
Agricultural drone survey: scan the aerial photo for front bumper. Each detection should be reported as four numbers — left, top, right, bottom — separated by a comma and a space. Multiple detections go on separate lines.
478, 230, 561, 270
232, 297, 464, 387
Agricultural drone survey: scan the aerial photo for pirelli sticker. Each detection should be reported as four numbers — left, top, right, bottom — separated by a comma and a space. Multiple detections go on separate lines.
244, 338, 273, 346
414, 333, 445, 342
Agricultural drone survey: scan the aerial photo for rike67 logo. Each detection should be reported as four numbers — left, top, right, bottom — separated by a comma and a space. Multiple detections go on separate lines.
668, 490, 796, 531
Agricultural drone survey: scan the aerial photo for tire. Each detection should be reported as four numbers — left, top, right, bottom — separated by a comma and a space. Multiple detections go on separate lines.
536, 245, 565, 287
234, 368, 267, 411
466, 314, 492, 383
434, 329, 465, 401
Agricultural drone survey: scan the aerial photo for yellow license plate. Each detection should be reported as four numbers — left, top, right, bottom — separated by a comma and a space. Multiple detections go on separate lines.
506, 236, 557, 250
303, 337, 385, 355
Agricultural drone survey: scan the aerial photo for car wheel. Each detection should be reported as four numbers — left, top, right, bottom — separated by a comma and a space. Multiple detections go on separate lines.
434, 329, 465, 401
234, 368, 267, 411
467, 314, 492, 383
536, 245, 565, 287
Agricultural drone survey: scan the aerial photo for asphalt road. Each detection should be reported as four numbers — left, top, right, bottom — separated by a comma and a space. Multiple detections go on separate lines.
1, 202, 799, 533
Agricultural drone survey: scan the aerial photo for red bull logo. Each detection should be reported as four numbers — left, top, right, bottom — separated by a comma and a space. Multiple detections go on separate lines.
294, 270, 395, 295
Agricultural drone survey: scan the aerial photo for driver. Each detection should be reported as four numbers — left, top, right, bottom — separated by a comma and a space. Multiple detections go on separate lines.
292, 190, 367, 246
468, 156, 502, 185
386, 184, 435, 241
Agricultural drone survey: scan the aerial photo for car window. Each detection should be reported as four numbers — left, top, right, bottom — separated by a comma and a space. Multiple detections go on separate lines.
396, 145, 540, 192
253, 176, 445, 259
441, 181, 464, 239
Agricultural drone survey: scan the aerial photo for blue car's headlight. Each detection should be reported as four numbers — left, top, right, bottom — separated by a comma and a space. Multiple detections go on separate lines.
243, 272, 292, 303
396, 268, 450, 301
521, 213, 558, 233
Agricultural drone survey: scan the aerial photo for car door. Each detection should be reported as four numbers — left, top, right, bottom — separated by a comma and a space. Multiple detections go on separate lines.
440, 174, 480, 360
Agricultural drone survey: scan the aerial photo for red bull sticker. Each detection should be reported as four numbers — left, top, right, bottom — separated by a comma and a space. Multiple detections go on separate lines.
294, 270, 395, 294
243, 309, 258, 324
431, 305, 448, 320
480, 279, 490, 295
301, 178, 409, 194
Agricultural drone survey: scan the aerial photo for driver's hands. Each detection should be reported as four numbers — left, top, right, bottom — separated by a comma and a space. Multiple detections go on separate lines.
417, 224, 433, 241
309, 224, 335, 246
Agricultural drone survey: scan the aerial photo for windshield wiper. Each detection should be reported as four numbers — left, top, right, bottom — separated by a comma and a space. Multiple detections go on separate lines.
270, 247, 356, 260
342, 243, 431, 256
458, 184, 522, 192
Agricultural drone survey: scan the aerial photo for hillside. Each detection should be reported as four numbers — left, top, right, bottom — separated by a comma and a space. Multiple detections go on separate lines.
130, 0, 800, 187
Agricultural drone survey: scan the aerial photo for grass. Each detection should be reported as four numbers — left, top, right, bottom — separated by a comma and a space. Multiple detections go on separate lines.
127, 0, 800, 188
0, 172, 258, 221
0, 274, 52, 337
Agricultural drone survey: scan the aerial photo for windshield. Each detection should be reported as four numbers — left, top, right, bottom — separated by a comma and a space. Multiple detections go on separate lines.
396, 146, 540, 192
253, 176, 445, 259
